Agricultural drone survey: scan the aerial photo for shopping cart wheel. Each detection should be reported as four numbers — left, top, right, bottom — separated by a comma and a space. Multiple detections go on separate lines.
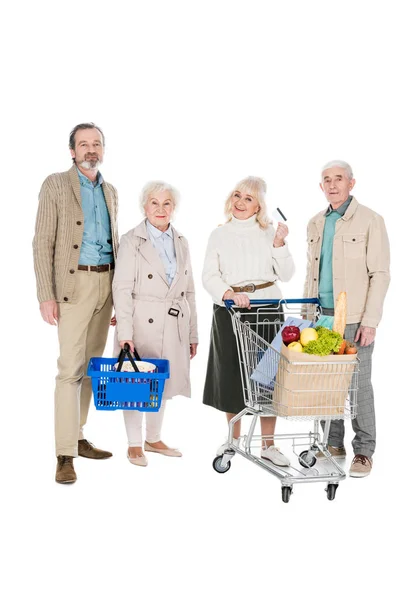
299, 450, 317, 468
281, 486, 292, 503
326, 483, 338, 501
213, 455, 231, 474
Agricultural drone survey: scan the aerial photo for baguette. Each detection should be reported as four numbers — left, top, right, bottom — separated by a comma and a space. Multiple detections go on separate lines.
333, 291, 347, 337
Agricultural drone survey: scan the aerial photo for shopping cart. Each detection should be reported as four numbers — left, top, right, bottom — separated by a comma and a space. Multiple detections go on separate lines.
212, 298, 359, 502
87, 344, 170, 412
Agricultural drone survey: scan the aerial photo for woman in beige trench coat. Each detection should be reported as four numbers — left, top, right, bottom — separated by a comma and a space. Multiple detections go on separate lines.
112, 181, 198, 466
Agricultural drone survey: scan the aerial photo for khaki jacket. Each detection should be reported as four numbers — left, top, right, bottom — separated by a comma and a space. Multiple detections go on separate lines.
112, 220, 198, 398
303, 197, 390, 327
33, 166, 119, 303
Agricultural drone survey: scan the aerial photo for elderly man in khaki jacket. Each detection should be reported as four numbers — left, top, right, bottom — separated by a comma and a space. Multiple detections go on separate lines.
304, 160, 390, 477
33, 123, 119, 484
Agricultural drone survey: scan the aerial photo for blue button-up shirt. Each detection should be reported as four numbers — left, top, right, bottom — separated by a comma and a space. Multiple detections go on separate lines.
146, 220, 177, 285
77, 168, 113, 265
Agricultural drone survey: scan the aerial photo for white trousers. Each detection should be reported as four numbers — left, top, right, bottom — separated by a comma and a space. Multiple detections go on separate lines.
123, 400, 168, 447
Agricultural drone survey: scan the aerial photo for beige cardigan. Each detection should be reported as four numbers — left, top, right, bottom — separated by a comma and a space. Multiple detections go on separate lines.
33, 165, 119, 303
303, 197, 390, 327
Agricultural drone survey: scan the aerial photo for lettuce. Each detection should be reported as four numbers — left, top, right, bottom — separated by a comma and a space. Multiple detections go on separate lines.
303, 326, 343, 356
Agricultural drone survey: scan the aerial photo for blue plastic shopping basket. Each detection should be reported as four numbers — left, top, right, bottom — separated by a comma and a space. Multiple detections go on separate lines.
88, 345, 170, 412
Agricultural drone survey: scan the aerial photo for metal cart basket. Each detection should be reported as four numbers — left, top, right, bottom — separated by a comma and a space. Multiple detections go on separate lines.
212, 298, 359, 502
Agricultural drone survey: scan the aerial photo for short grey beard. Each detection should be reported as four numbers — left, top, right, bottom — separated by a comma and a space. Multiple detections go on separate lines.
79, 159, 102, 170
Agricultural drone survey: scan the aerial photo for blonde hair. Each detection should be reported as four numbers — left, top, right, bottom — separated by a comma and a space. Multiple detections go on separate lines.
224, 176, 270, 229
140, 180, 179, 215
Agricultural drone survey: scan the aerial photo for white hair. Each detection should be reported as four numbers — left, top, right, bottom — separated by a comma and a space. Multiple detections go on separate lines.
321, 160, 353, 180
139, 180, 180, 215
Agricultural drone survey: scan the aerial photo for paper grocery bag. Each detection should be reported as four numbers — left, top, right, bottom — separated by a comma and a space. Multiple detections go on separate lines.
272, 344, 357, 418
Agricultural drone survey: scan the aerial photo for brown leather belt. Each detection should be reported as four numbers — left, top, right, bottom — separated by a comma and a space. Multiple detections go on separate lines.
78, 263, 114, 272
231, 282, 274, 293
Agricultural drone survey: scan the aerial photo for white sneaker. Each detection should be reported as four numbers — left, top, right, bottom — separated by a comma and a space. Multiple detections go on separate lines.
261, 445, 290, 467
216, 438, 239, 455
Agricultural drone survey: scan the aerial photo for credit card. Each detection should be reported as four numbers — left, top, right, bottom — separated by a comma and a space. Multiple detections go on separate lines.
272, 207, 287, 222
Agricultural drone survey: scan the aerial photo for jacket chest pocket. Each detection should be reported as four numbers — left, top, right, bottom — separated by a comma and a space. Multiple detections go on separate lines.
343, 234, 366, 259
308, 234, 320, 268
308, 234, 320, 247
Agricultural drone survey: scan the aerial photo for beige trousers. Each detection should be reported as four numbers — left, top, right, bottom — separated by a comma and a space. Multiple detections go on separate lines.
55, 269, 113, 457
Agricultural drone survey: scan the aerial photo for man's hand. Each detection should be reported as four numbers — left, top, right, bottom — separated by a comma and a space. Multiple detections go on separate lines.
40, 300, 59, 325
273, 222, 289, 247
190, 343, 198, 359
110, 314, 117, 326
355, 326, 376, 347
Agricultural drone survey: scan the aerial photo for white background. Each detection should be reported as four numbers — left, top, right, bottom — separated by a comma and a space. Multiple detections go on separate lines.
1, 1, 399, 598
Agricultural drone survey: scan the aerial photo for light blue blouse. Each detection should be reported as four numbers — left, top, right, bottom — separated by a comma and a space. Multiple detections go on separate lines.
146, 220, 177, 285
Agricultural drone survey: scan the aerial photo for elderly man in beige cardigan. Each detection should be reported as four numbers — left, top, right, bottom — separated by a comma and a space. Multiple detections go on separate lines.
33, 123, 119, 484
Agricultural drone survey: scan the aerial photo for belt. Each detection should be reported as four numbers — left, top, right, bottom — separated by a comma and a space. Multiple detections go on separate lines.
78, 263, 114, 272
231, 282, 274, 293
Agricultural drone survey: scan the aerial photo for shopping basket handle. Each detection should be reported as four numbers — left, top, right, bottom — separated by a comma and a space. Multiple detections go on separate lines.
224, 297, 321, 308
116, 344, 143, 372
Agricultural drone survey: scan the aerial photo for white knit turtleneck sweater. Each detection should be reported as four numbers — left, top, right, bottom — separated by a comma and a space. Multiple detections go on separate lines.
202, 215, 295, 305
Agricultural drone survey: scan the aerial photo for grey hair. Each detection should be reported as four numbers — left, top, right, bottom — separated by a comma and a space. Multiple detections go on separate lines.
321, 160, 354, 180
139, 180, 179, 215
69, 122, 105, 164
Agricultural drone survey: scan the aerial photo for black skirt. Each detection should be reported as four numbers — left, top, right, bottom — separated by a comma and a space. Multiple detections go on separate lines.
203, 303, 282, 414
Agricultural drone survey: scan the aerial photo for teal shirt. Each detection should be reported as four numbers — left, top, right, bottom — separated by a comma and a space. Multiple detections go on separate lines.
319, 196, 353, 308
77, 168, 113, 265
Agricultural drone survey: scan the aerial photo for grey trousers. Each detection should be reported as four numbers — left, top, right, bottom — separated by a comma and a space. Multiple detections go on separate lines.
321, 309, 376, 458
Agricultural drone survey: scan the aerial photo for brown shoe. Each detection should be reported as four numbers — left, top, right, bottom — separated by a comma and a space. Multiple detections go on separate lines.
56, 456, 77, 484
316, 445, 346, 459
349, 454, 373, 478
78, 439, 113, 459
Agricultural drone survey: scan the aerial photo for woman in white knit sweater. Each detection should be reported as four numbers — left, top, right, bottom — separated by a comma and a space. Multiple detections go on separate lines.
202, 176, 295, 466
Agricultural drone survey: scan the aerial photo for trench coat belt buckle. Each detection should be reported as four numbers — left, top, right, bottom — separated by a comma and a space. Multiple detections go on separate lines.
231, 281, 274, 293
169, 301, 185, 343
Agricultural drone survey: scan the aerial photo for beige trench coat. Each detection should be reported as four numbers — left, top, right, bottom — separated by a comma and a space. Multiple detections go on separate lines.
112, 220, 198, 398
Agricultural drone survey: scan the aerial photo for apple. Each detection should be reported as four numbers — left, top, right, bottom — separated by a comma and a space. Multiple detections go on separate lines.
281, 326, 301, 345
300, 328, 318, 346
287, 341, 303, 352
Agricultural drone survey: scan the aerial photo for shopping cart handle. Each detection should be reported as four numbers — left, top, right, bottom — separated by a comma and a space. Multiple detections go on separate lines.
224, 297, 321, 308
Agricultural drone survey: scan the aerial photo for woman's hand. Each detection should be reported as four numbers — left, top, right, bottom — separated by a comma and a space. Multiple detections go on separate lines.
190, 343, 198, 359
119, 340, 134, 353
273, 222, 289, 247
110, 314, 117, 326
223, 290, 251, 308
